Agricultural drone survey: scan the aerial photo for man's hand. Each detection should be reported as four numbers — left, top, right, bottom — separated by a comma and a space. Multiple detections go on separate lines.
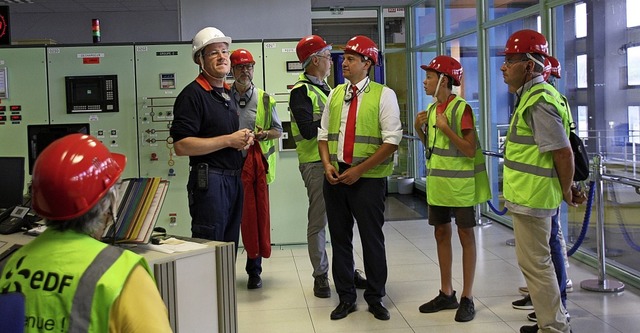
571, 185, 587, 205
323, 163, 340, 185
229, 129, 254, 150
337, 167, 363, 185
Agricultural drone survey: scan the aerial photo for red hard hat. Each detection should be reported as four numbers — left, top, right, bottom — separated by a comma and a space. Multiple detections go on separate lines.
230, 49, 255, 67
542, 57, 552, 81
421, 55, 463, 86
503, 29, 549, 56
296, 35, 331, 64
31, 133, 126, 221
547, 56, 562, 78
344, 35, 379, 65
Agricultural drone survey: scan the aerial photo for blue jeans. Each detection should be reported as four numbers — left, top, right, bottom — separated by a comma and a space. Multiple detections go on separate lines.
550, 214, 567, 308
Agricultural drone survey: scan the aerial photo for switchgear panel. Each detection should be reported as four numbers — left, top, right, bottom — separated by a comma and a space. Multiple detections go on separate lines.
262, 40, 310, 244
46, 45, 139, 180
0, 47, 49, 193
135, 43, 197, 236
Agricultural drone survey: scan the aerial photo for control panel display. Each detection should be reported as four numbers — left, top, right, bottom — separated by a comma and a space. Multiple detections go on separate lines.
65, 75, 119, 113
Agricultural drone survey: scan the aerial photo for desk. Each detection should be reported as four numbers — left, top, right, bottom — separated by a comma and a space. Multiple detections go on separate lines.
0, 232, 237, 333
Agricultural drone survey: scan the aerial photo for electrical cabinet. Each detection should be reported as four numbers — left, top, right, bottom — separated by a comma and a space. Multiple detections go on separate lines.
46, 45, 139, 180
134, 43, 197, 237
262, 40, 309, 244
0, 47, 49, 190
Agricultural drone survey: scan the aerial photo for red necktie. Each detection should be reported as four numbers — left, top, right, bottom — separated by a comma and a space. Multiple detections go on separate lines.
343, 85, 358, 164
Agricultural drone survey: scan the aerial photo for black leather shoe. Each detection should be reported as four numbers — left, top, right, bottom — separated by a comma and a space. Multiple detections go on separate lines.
519, 324, 538, 333
368, 302, 390, 320
354, 269, 367, 289
313, 274, 331, 298
247, 274, 262, 289
330, 301, 356, 320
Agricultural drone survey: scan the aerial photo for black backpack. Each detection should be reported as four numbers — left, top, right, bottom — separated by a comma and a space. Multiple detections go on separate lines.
569, 125, 590, 181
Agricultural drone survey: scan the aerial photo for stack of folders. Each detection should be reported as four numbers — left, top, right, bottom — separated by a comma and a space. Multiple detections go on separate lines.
103, 177, 169, 244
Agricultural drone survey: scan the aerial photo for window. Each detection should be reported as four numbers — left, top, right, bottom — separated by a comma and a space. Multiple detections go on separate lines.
445, 34, 480, 122
627, 0, 640, 28
627, 46, 640, 86
384, 8, 406, 47
444, 0, 477, 35
487, 0, 539, 21
414, 49, 437, 180
413, 1, 437, 46
575, 2, 587, 38
629, 106, 640, 144
578, 106, 589, 138
577, 54, 587, 88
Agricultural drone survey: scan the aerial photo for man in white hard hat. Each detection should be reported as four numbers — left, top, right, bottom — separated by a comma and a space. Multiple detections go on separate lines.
170, 27, 254, 253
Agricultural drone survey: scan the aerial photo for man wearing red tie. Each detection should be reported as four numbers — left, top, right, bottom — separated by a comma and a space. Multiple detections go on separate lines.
318, 35, 403, 321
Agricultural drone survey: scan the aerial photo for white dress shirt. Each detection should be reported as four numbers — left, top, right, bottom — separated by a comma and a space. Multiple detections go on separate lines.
318, 77, 403, 163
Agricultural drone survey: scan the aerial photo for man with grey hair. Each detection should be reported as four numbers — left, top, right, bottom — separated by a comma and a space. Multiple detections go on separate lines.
0, 133, 172, 332
289, 35, 367, 298
500, 29, 573, 333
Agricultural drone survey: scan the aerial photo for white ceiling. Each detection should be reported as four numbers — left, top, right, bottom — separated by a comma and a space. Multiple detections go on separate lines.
0, 0, 417, 13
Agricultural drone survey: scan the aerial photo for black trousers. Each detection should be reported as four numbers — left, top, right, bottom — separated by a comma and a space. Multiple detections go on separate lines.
323, 176, 387, 304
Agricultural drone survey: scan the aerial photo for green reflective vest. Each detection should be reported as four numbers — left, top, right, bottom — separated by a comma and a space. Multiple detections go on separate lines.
327, 81, 393, 178
425, 96, 491, 206
0, 229, 153, 333
290, 73, 328, 163
256, 89, 278, 184
503, 83, 571, 209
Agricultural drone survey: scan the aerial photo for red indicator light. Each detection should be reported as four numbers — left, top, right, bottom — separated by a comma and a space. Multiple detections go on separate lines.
83, 57, 100, 64
10, 105, 21, 111
10, 115, 22, 121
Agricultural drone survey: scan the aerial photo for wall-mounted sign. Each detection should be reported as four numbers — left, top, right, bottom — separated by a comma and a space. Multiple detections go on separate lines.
0, 6, 11, 46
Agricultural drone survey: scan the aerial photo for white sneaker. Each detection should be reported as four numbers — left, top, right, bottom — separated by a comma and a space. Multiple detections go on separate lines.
566, 279, 573, 293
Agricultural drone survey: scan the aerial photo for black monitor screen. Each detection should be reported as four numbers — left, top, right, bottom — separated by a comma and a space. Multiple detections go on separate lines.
0, 157, 24, 209
72, 80, 103, 103
27, 123, 90, 175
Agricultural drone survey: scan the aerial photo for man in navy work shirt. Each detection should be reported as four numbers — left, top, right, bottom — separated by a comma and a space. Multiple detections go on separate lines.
170, 26, 254, 251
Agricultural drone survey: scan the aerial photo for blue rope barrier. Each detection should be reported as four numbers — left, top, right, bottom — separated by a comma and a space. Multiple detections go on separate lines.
609, 181, 640, 252
487, 200, 508, 215
567, 181, 596, 256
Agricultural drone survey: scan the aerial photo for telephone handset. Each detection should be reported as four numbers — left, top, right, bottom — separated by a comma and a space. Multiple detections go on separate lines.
0, 206, 30, 235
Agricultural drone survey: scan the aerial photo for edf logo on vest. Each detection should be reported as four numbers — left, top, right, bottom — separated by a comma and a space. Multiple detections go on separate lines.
1, 256, 74, 294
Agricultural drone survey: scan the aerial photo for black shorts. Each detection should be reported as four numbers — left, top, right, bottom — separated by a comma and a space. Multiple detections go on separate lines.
427, 205, 476, 228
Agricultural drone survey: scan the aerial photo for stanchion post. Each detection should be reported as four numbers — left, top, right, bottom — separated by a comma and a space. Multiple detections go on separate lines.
580, 153, 625, 292
476, 203, 492, 227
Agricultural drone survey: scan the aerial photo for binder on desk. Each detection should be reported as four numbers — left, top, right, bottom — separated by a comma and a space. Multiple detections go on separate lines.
103, 177, 169, 244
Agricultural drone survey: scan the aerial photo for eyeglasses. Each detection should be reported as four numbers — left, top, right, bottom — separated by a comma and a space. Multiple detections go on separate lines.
203, 49, 230, 58
233, 64, 254, 71
314, 54, 332, 61
502, 58, 528, 68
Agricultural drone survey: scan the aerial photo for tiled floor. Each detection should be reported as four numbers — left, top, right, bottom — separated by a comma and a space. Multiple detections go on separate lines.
236, 194, 640, 333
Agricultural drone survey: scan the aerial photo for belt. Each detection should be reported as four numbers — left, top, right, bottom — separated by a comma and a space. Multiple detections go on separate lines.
191, 166, 241, 176
338, 162, 351, 173
209, 167, 241, 176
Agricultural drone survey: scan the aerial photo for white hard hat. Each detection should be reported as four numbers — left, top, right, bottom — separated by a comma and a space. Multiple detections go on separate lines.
192, 27, 232, 64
